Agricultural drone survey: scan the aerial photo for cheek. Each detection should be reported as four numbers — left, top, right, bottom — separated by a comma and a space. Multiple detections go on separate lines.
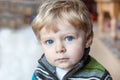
69, 45, 84, 55
66, 40, 85, 58
42, 45, 55, 61
43, 47, 54, 59
67, 39, 85, 52
69, 45, 84, 63
42, 44, 54, 53
44, 48, 55, 65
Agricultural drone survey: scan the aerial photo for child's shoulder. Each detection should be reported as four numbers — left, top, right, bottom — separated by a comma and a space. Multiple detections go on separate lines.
82, 56, 106, 74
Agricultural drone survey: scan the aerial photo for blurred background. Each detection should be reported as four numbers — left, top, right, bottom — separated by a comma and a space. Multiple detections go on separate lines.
0, 0, 120, 80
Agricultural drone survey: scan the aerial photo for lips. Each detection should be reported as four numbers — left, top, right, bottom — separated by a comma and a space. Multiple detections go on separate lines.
56, 58, 69, 62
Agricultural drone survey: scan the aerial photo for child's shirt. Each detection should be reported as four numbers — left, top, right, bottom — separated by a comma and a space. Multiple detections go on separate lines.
56, 67, 68, 80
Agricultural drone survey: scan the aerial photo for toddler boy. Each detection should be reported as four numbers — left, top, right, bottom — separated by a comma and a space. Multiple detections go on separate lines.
32, 0, 112, 80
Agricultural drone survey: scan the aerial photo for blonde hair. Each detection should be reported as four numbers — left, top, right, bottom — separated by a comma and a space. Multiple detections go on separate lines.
32, 0, 93, 39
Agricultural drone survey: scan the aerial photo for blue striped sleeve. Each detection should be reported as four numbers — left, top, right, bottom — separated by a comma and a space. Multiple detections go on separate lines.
32, 73, 37, 80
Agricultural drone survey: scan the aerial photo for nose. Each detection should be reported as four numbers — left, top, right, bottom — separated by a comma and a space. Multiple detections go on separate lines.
55, 41, 66, 53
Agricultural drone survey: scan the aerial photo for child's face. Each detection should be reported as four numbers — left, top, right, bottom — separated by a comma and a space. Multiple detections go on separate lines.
40, 22, 86, 71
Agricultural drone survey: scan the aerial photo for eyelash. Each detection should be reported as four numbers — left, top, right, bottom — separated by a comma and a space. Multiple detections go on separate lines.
45, 40, 54, 45
65, 36, 75, 42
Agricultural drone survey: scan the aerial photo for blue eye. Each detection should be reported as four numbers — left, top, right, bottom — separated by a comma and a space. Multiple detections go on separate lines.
45, 40, 54, 45
65, 36, 74, 42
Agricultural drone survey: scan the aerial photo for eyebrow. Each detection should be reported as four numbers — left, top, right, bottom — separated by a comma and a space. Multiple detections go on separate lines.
41, 36, 52, 40
40, 29, 78, 39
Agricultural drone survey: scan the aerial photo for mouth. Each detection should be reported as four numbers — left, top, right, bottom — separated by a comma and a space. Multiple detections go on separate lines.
56, 58, 69, 62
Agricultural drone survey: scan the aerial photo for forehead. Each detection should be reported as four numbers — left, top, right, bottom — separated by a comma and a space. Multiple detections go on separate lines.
41, 21, 77, 34
43, 19, 78, 33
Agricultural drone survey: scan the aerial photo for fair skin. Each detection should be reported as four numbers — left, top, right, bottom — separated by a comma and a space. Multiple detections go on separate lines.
39, 22, 91, 71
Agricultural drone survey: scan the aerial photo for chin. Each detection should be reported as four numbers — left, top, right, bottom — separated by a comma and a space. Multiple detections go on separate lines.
58, 65, 73, 71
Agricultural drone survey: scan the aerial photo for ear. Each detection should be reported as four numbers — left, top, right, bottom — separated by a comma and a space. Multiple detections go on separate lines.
85, 35, 93, 48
